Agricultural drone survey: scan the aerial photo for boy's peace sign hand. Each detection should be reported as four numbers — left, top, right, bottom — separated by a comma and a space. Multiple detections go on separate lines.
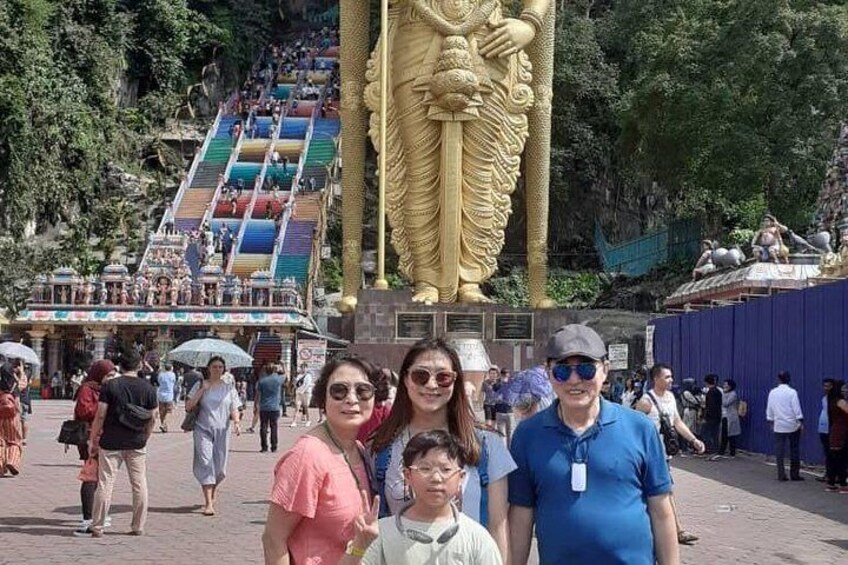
352, 490, 380, 549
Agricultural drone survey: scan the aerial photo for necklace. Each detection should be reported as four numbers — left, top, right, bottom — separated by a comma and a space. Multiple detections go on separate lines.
323, 422, 363, 491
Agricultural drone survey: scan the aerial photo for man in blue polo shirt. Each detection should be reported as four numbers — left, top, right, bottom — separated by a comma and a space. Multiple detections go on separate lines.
508, 324, 678, 565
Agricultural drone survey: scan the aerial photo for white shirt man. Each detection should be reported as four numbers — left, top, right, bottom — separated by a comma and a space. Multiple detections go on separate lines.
766, 372, 804, 481
766, 380, 803, 433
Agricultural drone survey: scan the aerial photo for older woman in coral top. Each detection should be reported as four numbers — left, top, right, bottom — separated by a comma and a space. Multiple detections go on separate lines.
262, 356, 379, 565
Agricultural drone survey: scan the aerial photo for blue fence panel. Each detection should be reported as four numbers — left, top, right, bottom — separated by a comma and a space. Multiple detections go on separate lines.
650, 279, 848, 464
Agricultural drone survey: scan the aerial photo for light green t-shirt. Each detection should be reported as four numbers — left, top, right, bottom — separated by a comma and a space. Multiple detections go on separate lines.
362, 512, 502, 565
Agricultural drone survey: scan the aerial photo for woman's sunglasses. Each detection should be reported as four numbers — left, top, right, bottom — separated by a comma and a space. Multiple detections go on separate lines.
408, 368, 457, 388
328, 382, 375, 402
552, 362, 598, 382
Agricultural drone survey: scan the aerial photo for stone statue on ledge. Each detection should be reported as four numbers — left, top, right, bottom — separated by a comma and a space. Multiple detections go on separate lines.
751, 215, 789, 264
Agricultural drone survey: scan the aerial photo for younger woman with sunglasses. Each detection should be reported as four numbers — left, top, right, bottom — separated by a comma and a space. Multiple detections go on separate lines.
341, 430, 502, 564
263, 356, 379, 565
370, 338, 516, 562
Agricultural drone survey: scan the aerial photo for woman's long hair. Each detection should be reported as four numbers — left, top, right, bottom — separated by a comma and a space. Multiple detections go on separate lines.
370, 338, 480, 466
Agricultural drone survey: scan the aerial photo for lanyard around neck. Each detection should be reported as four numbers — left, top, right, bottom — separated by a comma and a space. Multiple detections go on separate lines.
323, 422, 363, 491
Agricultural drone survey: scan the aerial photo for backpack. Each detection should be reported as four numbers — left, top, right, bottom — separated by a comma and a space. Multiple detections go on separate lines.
647, 392, 680, 457
374, 429, 490, 526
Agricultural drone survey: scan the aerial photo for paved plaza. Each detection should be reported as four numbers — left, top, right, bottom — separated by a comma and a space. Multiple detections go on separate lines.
1, 401, 846, 564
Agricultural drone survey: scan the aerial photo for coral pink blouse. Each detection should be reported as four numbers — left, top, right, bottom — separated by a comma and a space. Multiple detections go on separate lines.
270, 435, 369, 565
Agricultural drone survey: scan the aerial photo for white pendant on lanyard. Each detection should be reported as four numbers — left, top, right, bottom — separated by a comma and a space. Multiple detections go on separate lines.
571, 462, 587, 492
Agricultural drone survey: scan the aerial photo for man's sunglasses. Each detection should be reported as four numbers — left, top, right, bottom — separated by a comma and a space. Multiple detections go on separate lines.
328, 382, 375, 401
552, 362, 598, 382
408, 368, 457, 388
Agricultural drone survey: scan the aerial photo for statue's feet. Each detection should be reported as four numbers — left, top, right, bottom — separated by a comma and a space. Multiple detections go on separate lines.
412, 285, 438, 305
336, 295, 358, 313
458, 284, 492, 304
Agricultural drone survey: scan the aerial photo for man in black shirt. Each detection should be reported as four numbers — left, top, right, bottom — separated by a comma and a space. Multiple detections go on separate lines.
702, 374, 723, 454
87, 350, 158, 537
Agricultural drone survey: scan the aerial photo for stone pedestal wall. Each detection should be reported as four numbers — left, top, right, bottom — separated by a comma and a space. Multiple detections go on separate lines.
342, 289, 652, 374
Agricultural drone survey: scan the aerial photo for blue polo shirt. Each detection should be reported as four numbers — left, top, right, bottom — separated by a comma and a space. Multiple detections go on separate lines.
509, 399, 672, 565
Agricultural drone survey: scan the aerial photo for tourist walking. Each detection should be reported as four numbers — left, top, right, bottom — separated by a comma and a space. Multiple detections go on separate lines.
635, 363, 705, 546
702, 374, 722, 453
680, 378, 702, 437
481, 366, 499, 428
717, 379, 741, 458
621, 377, 638, 409
262, 356, 378, 564
290, 366, 314, 427
255, 363, 284, 453
370, 338, 515, 562
156, 362, 177, 433
341, 431, 502, 565
0, 364, 24, 476
356, 368, 393, 443
72, 359, 117, 535
87, 350, 158, 537
493, 368, 515, 445
766, 371, 804, 481
186, 356, 242, 516
818, 378, 835, 481
509, 325, 678, 565
824, 381, 848, 492
51, 371, 63, 399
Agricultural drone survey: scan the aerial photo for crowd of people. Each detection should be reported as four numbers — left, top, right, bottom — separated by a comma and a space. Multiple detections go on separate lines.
4, 322, 848, 563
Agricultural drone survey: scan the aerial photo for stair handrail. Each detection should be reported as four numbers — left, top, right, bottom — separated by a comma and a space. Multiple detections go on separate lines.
140, 105, 225, 269
225, 75, 283, 275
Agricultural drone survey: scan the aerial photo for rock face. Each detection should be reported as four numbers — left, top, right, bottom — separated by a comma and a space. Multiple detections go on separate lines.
815, 123, 848, 231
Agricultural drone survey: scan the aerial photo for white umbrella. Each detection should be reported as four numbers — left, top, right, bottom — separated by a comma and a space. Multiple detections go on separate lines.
0, 342, 41, 366
167, 338, 253, 369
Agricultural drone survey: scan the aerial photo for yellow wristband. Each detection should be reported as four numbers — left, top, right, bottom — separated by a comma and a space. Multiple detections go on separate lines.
345, 541, 367, 558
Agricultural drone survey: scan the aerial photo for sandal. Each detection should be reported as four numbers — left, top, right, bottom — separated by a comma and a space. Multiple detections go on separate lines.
202, 507, 216, 516
677, 531, 699, 545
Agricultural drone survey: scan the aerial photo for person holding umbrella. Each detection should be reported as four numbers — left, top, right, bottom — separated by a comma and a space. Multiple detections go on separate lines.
185, 355, 242, 516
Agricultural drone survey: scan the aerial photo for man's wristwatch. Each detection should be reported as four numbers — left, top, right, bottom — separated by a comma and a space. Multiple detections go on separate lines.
345, 541, 366, 558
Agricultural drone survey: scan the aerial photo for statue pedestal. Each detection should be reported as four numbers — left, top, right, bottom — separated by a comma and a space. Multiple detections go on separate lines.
340, 289, 652, 375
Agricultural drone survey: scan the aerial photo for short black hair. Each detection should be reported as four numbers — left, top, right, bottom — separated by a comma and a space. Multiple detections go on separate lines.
650, 363, 673, 381
724, 378, 737, 392
312, 355, 378, 411
704, 374, 718, 386
777, 371, 791, 384
823, 377, 835, 386
402, 429, 467, 469
119, 349, 142, 372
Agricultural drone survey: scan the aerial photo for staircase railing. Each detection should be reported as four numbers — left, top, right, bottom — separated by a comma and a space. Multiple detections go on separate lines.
139, 105, 225, 269
226, 69, 288, 274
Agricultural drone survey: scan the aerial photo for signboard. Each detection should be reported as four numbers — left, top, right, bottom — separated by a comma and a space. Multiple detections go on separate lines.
445, 313, 484, 336
645, 325, 655, 367
608, 343, 629, 371
396, 312, 435, 340
493, 313, 534, 341
296, 338, 327, 380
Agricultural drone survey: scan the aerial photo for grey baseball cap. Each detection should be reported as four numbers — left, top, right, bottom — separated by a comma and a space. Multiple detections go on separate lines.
546, 324, 607, 361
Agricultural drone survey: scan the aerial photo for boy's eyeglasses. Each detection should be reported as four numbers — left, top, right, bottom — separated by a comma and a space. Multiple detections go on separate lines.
328, 382, 375, 402
408, 368, 457, 388
406, 464, 462, 480
552, 362, 598, 382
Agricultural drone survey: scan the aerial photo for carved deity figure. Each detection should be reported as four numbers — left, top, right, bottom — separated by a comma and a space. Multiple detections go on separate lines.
751, 215, 789, 264
821, 227, 848, 277
170, 278, 180, 307
364, 0, 552, 304
232, 278, 242, 307
183, 278, 193, 306
99, 285, 108, 305
692, 240, 716, 281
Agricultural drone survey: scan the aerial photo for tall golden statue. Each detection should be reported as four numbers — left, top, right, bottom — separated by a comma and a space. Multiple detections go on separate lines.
339, 0, 555, 309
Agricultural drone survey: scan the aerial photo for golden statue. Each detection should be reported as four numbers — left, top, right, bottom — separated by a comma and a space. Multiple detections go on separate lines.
339, 0, 555, 309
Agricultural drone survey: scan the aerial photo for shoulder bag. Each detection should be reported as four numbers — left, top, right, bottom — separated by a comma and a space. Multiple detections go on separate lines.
648, 392, 680, 456
57, 420, 89, 446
